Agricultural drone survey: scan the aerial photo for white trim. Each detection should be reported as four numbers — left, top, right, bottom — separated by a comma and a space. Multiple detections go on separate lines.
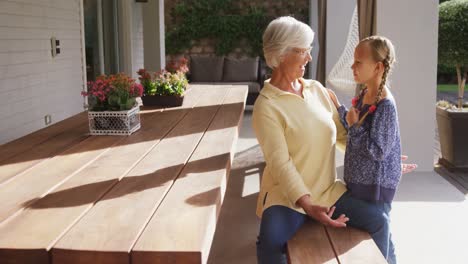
308, 0, 319, 80
79, 0, 87, 109
97, 0, 105, 75
113, 1, 120, 72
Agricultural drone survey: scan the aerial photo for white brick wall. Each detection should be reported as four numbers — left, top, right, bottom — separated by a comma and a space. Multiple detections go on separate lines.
0, 0, 85, 144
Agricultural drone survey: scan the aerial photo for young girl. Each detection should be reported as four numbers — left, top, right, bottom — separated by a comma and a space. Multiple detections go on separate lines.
330, 36, 402, 264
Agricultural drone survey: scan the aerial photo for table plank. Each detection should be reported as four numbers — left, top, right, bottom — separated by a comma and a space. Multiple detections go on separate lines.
287, 221, 339, 264
325, 226, 388, 264
0, 134, 124, 224
0, 122, 90, 185
0, 112, 88, 162
131, 86, 247, 264
51, 87, 230, 264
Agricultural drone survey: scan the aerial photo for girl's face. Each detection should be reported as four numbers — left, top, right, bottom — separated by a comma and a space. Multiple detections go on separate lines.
280, 46, 312, 79
351, 44, 380, 84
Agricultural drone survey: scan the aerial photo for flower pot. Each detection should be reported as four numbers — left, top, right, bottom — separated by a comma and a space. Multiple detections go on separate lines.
88, 104, 141, 135
141, 95, 184, 107
436, 106, 468, 171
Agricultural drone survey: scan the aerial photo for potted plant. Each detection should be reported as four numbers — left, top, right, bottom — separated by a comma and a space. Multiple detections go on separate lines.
81, 73, 143, 135
436, 0, 468, 171
137, 57, 189, 107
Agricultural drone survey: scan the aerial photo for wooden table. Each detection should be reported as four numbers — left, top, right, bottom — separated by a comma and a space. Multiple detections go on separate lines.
0, 85, 247, 264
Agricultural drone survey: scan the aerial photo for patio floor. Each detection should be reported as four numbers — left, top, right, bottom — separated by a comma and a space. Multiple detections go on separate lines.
208, 108, 468, 264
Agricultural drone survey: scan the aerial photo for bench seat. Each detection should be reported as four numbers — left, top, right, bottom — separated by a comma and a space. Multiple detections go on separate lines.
287, 221, 388, 264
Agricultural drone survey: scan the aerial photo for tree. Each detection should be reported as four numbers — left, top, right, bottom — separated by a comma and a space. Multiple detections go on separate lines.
438, 0, 468, 108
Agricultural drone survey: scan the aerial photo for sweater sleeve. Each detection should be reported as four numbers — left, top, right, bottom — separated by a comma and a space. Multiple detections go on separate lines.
337, 105, 349, 131
348, 103, 398, 161
332, 105, 348, 153
252, 109, 311, 206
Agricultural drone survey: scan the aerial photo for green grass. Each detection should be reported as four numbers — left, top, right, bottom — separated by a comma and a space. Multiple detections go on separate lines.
437, 84, 459, 92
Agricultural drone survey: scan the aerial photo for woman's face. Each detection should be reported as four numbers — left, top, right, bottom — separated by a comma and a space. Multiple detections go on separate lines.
351, 44, 379, 84
280, 47, 312, 79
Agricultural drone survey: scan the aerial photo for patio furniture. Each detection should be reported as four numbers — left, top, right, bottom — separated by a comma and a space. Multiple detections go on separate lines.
287, 221, 388, 263
0, 84, 247, 264
189, 55, 266, 105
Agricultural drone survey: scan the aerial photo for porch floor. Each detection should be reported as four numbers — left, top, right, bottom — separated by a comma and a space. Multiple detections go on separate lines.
208, 108, 468, 264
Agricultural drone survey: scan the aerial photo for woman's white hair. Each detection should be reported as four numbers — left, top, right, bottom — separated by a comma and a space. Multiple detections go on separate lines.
263, 16, 314, 69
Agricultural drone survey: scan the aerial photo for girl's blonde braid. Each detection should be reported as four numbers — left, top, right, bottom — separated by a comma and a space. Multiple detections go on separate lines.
356, 56, 391, 127
374, 57, 390, 105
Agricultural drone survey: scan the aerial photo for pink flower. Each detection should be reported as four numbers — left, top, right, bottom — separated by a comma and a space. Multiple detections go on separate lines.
351, 96, 359, 107
137, 68, 146, 75
369, 105, 377, 113
166, 57, 189, 74
81, 73, 142, 110
130, 83, 143, 97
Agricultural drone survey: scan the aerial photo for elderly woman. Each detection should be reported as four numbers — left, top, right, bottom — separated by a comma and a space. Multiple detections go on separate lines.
253, 16, 396, 264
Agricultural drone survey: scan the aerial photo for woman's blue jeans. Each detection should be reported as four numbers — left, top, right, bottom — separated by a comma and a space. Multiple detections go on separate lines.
256, 191, 396, 264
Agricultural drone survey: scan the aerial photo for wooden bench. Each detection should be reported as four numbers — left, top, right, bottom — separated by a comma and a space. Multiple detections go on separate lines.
287, 221, 388, 264
0, 85, 247, 264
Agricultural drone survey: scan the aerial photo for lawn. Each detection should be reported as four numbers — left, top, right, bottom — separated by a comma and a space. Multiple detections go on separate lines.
437, 84, 459, 92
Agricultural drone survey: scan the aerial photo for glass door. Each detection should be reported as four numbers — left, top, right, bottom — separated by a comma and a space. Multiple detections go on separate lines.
83, 0, 119, 81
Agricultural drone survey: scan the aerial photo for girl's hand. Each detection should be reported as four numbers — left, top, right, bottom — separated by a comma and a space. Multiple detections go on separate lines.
297, 195, 349, 228
327, 88, 341, 109
401, 155, 417, 174
346, 107, 359, 126
402, 163, 417, 174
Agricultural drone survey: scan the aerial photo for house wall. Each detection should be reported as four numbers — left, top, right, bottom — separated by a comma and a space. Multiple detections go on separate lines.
0, 0, 85, 144
377, 0, 438, 171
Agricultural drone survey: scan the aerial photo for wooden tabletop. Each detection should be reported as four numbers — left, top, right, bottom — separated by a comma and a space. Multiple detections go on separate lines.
0, 84, 248, 264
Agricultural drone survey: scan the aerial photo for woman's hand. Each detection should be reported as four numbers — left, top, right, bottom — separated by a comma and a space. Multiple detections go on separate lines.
346, 107, 360, 127
296, 195, 349, 228
327, 89, 341, 109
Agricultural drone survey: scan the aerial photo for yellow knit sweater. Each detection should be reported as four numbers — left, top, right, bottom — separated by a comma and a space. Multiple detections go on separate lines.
252, 79, 347, 217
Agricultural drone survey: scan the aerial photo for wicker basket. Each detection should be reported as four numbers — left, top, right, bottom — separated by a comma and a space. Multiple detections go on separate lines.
88, 105, 141, 135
